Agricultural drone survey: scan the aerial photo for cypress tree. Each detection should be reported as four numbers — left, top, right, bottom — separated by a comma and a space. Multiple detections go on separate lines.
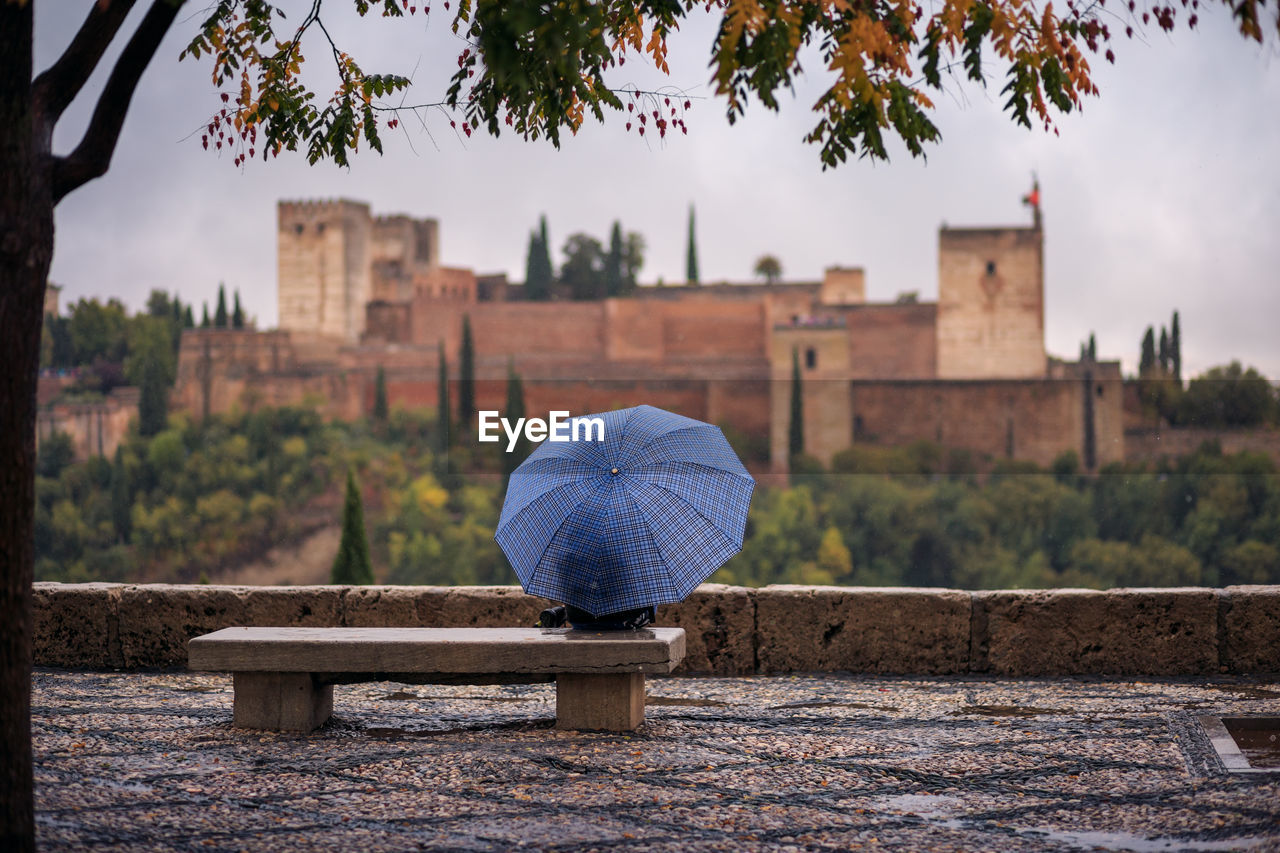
524, 215, 554, 301
524, 230, 543, 300
686, 205, 700, 285
183, 305, 195, 329
458, 315, 475, 431
200, 303, 210, 329
788, 347, 804, 459
373, 366, 389, 422
1171, 311, 1182, 382
1158, 327, 1170, 374
538, 216, 552, 291
1087, 332, 1096, 361
1140, 327, 1156, 376
138, 358, 168, 437
502, 361, 528, 486
331, 469, 374, 585
214, 284, 228, 328
109, 446, 131, 543
232, 290, 245, 329
436, 341, 450, 459
604, 221, 624, 298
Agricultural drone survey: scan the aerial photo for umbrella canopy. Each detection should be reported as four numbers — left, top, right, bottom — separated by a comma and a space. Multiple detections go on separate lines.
495, 405, 755, 616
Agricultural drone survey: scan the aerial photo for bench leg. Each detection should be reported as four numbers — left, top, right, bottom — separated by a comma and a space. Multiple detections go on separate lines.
232, 672, 333, 732
555, 672, 645, 731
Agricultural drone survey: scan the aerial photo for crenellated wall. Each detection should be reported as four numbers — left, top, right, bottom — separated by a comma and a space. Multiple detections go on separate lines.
34, 583, 1280, 676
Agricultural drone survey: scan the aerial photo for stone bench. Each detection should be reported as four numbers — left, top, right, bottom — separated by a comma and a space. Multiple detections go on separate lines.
187, 626, 686, 732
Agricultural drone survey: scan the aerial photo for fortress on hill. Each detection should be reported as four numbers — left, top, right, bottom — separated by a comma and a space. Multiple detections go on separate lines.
172, 198, 1126, 471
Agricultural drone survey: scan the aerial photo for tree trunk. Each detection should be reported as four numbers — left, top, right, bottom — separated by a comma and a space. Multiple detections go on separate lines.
1, 4, 50, 850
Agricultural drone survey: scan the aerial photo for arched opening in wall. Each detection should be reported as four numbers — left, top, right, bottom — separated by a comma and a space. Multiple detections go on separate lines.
985, 260, 997, 276
805, 347, 817, 369
294, 224, 304, 235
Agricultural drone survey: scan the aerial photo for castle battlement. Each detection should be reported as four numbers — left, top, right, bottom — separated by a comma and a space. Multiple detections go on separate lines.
373, 212, 438, 226
277, 198, 371, 220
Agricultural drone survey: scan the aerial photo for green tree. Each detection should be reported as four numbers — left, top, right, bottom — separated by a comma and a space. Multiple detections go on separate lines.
146, 289, 172, 319
622, 231, 645, 296
458, 316, 475, 432
436, 341, 451, 461
524, 224, 550, 301
1171, 311, 1182, 382
373, 366, 389, 423
816, 525, 852, 582
200, 303, 210, 329
213, 284, 228, 329
36, 433, 75, 480
4, 2, 1275, 847
789, 348, 804, 460
331, 469, 374, 585
1178, 362, 1277, 427
755, 254, 782, 285
231, 290, 244, 330
529, 213, 555, 300
109, 446, 131, 544
560, 233, 605, 300
501, 362, 528, 487
1158, 326, 1170, 374
1087, 333, 1096, 361
183, 305, 195, 330
686, 205, 700, 285
68, 297, 128, 366
1139, 326, 1157, 376
604, 222, 624, 298
126, 316, 176, 438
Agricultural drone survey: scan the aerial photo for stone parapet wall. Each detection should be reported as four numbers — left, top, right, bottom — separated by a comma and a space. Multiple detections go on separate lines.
34, 583, 1280, 676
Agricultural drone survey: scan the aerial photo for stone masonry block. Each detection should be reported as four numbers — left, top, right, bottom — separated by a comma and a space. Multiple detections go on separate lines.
755, 586, 971, 674
34, 582, 123, 668
979, 588, 1218, 676
241, 586, 342, 627
342, 586, 449, 627
119, 585, 250, 668
438, 586, 545, 627
1223, 586, 1280, 674
658, 584, 756, 675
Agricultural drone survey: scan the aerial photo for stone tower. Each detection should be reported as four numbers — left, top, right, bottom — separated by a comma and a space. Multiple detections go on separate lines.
935, 223, 1045, 379
277, 199, 373, 342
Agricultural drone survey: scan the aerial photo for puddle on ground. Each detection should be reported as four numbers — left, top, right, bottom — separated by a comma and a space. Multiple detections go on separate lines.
868, 793, 959, 818
1203, 685, 1280, 700
772, 701, 900, 711
949, 705, 1068, 717
1224, 718, 1280, 769
381, 691, 534, 703
1018, 827, 1273, 851
646, 697, 729, 708
362, 718, 548, 738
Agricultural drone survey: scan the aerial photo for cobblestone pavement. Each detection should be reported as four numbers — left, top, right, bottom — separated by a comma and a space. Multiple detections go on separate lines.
33, 669, 1280, 852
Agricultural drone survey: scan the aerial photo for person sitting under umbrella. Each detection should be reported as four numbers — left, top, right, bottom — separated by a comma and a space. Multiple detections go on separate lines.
496, 405, 754, 632
536, 602, 655, 631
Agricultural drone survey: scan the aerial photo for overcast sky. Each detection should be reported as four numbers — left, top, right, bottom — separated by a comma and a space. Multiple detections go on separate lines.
36, 3, 1280, 379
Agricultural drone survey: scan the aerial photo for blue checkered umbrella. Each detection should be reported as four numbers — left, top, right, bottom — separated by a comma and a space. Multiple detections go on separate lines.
495, 405, 755, 616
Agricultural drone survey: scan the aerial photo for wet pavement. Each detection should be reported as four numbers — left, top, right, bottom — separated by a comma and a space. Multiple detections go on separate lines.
33, 669, 1280, 851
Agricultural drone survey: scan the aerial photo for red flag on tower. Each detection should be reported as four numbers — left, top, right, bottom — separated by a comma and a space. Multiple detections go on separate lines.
1021, 174, 1041, 227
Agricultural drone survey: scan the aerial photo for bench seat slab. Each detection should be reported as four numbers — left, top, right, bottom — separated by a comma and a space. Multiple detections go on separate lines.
189, 627, 685, 675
